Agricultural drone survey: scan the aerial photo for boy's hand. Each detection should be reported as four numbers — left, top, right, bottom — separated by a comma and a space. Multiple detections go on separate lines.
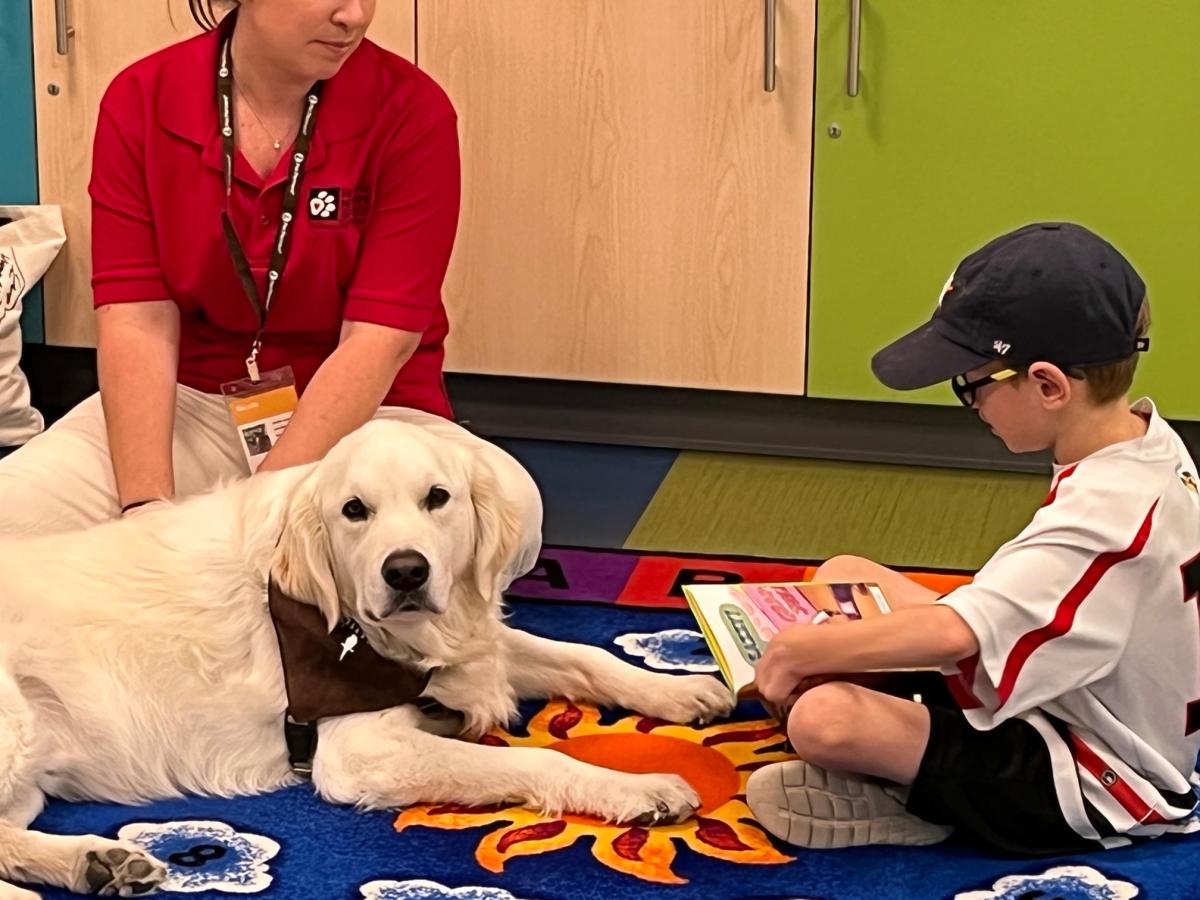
756, 624, 815, 704
755, 615, 851, 705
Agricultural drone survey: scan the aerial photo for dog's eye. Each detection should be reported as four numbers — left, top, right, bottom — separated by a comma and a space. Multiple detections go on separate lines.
342, 497, 369, 521
425, 486, 451, 511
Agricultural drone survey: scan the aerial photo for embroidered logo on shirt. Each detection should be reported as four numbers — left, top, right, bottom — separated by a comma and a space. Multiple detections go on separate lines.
308, 188, 340, 220
307, 187, 370, 225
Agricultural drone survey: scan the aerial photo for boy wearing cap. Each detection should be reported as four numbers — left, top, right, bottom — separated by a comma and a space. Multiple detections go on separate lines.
745, 223, 1200, 854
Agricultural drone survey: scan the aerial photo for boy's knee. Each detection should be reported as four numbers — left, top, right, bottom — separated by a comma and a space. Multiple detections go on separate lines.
814, 555, 873, 582
786, 681, 863, 760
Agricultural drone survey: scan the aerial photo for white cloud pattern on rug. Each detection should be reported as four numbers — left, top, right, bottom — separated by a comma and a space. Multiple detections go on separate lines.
117, 820, 280, 893
955, 865, 1139, 900
613, 628, 717, 672
361, 879, 524, 900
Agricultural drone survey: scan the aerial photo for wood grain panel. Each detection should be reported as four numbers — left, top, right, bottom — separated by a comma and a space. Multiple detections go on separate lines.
419, 0, 815, 392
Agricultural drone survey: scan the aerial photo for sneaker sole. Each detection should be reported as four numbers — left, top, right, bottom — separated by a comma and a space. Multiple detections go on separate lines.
746, 760, 952, 849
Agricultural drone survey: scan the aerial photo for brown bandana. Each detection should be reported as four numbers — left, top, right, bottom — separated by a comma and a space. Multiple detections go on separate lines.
267, 580, 436, 723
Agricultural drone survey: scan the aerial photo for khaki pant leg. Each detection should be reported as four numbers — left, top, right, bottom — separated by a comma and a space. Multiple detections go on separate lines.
0, 386, 248, 537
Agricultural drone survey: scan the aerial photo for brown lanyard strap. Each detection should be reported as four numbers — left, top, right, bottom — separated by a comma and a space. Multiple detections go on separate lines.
217, 35, 323, 377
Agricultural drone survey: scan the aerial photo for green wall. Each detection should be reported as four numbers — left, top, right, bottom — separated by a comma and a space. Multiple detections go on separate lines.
808, 0, 1200, 418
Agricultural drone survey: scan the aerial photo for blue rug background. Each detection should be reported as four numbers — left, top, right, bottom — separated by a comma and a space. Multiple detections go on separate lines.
29, 599, 1200, 900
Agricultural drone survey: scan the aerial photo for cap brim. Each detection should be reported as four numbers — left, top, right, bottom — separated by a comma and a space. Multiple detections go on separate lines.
871, 321, 994, 391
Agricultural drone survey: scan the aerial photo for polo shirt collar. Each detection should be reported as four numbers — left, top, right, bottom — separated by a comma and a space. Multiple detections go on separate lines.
157, 12, 379, 185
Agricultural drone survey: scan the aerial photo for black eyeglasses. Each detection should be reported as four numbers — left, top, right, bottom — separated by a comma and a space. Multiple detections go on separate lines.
951, 368, 1018, 407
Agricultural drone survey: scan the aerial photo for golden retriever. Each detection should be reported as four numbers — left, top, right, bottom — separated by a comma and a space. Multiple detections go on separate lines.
0, 419, 734, 899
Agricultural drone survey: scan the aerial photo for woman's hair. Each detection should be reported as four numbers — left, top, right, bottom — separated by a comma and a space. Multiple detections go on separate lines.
187, 0, 234, 30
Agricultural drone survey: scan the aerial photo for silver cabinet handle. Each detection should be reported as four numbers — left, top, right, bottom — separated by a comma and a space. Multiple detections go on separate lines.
764, 0, 777, 92
55, 0, 75, 55
847, 0, 861, 96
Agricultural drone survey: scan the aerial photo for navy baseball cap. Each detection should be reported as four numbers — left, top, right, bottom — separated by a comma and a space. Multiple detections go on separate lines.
872, 222, 1149, 390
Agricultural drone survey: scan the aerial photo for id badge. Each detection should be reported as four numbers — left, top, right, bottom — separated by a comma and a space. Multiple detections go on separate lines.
220, 366, 298, 473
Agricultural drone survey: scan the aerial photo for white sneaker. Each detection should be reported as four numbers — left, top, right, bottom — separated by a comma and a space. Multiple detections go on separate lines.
746, 760, 953, 849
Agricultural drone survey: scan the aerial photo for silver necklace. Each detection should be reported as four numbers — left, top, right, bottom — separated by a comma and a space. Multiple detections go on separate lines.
235, 83, 295, 151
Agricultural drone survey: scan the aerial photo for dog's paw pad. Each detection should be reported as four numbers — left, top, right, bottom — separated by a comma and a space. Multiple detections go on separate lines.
620, 774, 700, 826
83, 844, 166, 896
630, 800, 675, 827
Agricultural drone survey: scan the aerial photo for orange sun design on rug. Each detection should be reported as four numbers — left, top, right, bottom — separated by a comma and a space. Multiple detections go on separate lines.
394, 701, 796, 884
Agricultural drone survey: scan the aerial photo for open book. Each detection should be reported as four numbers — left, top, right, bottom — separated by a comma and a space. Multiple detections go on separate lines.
682, 581, 894, 698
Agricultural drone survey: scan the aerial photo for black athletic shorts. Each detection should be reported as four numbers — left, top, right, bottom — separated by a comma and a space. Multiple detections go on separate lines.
905, 700, 1116, 856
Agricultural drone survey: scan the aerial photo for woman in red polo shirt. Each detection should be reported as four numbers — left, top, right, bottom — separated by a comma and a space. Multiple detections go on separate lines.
0, 0, 541, 570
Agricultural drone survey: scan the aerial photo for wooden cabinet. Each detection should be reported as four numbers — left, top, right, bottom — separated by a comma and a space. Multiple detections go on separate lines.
807, 0, 1200, 418
420, 0, 815, 393
30, 0, 415, 347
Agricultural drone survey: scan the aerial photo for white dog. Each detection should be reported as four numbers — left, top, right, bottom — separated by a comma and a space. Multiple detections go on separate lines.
0, 420, 734, 899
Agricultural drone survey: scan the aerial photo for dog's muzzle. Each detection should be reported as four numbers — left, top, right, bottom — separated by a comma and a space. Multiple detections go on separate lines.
379, 549, 435, 615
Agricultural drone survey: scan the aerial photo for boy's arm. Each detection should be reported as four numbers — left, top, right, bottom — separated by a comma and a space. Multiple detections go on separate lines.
755, 605, 978, 705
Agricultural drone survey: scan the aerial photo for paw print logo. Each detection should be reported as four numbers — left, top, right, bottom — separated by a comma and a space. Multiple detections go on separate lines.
118, 820, 280, 893
308, 188, 340, 220
613, 629, 717, 673
955, 864, 1139, 900
361, 879, 526, 900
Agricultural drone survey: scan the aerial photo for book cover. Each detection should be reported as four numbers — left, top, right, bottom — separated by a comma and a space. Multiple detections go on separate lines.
682, 581, 892, 698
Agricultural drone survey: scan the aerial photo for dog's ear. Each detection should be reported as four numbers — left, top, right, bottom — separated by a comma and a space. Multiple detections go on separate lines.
271, 469, 341, 630
470, 453, 522, 604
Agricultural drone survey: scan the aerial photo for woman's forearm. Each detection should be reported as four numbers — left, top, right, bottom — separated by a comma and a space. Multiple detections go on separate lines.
257, 321, 420, 472
96, 301, 181, 507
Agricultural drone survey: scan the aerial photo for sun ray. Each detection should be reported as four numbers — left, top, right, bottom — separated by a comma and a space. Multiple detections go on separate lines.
678, 811, 792, 866
395, 803, 519, 835
591, 827, 685, 885
393, 701, 797, 883
475, 820, 589, 873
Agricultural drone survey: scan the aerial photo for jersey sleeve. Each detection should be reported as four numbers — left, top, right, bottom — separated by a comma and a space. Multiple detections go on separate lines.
939, 467, 1159, 725
89, 74, 170, 306
342, 104, 461, 334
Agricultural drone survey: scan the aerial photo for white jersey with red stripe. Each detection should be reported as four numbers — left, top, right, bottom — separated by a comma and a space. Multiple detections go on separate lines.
940, 398, 1200, 846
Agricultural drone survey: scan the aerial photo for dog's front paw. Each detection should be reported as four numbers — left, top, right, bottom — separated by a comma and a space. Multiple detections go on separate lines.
76, 840, 166, 896
634, 674, 736, 724
603, 772, 701, 826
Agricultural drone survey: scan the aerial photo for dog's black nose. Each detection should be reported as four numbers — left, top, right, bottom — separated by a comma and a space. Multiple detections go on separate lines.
381, 550, 430, 593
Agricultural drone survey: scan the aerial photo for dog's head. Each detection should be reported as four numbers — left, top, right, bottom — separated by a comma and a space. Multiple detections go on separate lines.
270, 420, 522, 632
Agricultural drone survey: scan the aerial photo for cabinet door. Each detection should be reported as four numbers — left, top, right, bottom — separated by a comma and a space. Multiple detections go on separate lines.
31, 2, 414, 347
419, 0, 815, 392
808, 0, 1200, 417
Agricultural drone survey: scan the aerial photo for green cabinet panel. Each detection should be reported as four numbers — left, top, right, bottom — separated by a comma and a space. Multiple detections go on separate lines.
809, 0, 1200, 417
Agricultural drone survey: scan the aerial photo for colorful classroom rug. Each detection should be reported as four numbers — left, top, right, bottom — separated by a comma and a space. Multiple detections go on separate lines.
29, 547, 1200, 900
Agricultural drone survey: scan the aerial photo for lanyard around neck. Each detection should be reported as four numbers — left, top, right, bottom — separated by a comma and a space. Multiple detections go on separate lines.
217, 35, 323, 380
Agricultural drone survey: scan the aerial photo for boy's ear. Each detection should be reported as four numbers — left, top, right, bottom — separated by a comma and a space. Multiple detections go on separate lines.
1027, 362, 1072, 408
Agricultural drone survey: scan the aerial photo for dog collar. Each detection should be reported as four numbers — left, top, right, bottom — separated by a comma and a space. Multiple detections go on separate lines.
267, 580, 441, 776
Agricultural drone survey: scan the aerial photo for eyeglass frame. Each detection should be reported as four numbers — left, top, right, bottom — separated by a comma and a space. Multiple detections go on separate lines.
951, 342, 1148, 407
950, 368, 1019, 407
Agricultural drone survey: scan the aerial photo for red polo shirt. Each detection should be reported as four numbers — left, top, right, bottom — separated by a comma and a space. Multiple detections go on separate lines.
89, 19, 459, 417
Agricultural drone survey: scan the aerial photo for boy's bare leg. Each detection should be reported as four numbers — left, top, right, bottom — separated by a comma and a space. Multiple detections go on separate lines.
747, 681, 952, 848
813, 556, 942, 611
785, 681, 930, 784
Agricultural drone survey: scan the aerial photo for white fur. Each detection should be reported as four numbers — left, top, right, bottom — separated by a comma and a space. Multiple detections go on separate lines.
0, 420, 734, 897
